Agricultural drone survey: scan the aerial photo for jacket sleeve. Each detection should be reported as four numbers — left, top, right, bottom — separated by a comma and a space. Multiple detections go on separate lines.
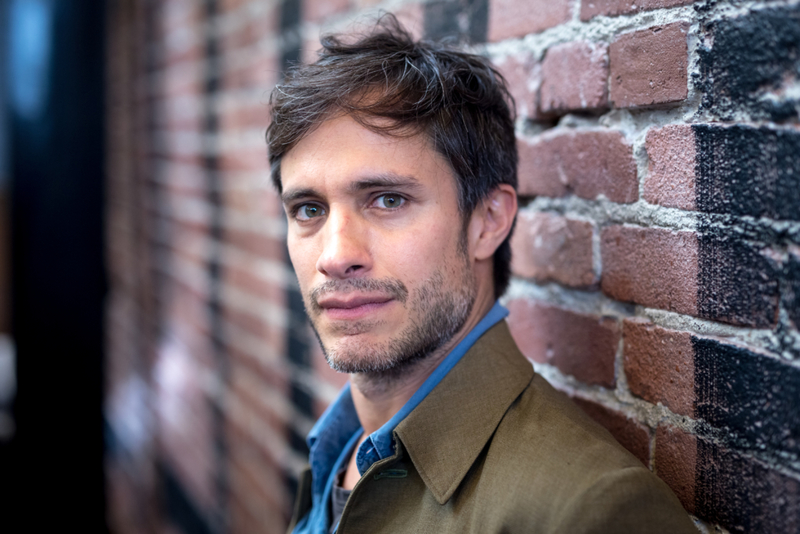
550, 466, 698, 534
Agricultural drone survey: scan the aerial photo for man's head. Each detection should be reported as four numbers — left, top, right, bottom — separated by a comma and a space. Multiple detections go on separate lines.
267, 17, 518, 378
267, 16, 518, 296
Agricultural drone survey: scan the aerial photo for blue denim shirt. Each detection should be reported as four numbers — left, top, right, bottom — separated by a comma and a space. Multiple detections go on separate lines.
292, 302, 510, 534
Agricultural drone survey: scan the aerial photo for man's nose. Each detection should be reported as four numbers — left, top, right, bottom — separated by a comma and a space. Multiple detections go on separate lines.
315, 210, 370, 279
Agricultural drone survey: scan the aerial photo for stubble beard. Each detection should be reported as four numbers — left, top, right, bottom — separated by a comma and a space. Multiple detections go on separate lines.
305, 254, 476, 381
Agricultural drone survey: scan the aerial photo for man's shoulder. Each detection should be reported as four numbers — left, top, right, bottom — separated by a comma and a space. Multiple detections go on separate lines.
455, 326, 698, 533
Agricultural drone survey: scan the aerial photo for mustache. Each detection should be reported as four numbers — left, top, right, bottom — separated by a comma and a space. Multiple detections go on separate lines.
309, 278, 409, 312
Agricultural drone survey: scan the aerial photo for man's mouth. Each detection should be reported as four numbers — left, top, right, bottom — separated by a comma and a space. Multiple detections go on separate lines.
308, 278, 409, 321
315, 294, 394, 321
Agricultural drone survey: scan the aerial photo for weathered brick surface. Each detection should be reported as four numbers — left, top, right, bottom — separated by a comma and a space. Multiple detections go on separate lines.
644, 124, 696, 210
423, 0, 488, 43
487, 0, 571, 41
697, 225, 780, 328
394, 3, 426, 40
496, 52, 541, 120
787, 245, 800, 329
511, 212, 596, 288
692, 337, 800, 460
540, 41, 609, 114
507, 299, 619, 387
601, 226, 698, 314
581, 0, 694, 20
623, 318, 694, 416
517, 130, 638, 202
654, 425, 697, 514
626, 320, 800, 461
657, 426, 800, 533
694, 125, 800, 221
609, 22, 690, 108
572, 398, 651, 466
302, 0, 350, 23
698, 5, 800, 121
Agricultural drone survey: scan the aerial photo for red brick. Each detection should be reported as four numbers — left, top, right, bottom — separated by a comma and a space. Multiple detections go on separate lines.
623, 318, 694, 416
540, 41, 609, 114
510, 212, 597, 288
227, 424, 289, 515
601, 225, 698, 314
394, 2, 426, 41
609, 22, 690, 108
302, 34, 322, 65
644, 124, 696, 210
572, 398, 651, 466
225, 229, 286, 259
224, 264, 285, 303
517, 130, 638, 202
488, 0, 572, 41
302, 0, 350, 23
222, 51, 280, 91
507, 299, 619, 387
655, 425, 697, 514
496, 53, 541, 120
581, 0, 695, 21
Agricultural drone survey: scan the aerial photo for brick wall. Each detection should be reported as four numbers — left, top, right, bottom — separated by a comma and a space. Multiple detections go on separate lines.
104, 0, 800, 533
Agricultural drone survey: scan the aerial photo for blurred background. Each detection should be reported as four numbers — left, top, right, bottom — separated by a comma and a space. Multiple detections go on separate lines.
0, 0, 353, 531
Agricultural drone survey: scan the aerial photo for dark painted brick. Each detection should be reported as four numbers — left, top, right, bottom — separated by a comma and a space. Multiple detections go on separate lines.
693, 336, 800, 461
697, 5, 800, 121
697, 223, 780, 328
425, 0, 488, 42
466, 0, 489, 43
694, 437, 800, 533
424, 1, 462, 40
694, 125, 800, 221
423, 0, 489, 43
787, 247, 800, 328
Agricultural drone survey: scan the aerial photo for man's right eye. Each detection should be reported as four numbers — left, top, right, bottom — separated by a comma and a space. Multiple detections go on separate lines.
295, 204, 326, 221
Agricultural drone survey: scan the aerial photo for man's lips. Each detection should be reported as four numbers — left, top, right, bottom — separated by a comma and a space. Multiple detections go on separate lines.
316, 294, 394, 320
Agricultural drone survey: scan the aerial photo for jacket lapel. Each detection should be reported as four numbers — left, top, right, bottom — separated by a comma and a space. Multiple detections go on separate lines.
394, 320, 534, 504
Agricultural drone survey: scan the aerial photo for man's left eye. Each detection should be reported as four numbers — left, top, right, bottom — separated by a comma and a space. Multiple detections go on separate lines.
375, 194, 405, 209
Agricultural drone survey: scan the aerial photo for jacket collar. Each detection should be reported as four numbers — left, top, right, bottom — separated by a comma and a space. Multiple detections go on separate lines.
394, 320, 534, 504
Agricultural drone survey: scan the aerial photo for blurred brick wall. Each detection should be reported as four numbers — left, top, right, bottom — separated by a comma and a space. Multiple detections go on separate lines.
104, 0, 800, 533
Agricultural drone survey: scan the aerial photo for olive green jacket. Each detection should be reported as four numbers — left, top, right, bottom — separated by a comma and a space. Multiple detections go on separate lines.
290, 321, 697, 533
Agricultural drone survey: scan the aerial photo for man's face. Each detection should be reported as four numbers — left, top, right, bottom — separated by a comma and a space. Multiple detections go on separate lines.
280, 114, 477, 376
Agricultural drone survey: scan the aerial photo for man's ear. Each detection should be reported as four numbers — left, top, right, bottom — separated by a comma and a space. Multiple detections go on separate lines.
471, 184, 518, 261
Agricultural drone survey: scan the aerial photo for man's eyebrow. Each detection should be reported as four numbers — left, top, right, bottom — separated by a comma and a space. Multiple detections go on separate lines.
281, 187, 318, 205
346, 173, 422, 193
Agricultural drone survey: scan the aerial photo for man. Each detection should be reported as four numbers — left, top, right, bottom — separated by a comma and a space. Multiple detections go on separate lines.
267, 16, 696, 534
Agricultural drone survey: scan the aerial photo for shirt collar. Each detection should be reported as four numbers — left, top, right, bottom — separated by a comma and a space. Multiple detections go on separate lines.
394, 320, 535, 504
355, 301, 509, 473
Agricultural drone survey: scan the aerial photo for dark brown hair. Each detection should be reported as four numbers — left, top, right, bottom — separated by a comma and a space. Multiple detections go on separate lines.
267, 15, 518, 297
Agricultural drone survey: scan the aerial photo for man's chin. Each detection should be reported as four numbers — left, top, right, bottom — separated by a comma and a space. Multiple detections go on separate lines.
325, 319, 383, 337
324, 350, 396, 375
